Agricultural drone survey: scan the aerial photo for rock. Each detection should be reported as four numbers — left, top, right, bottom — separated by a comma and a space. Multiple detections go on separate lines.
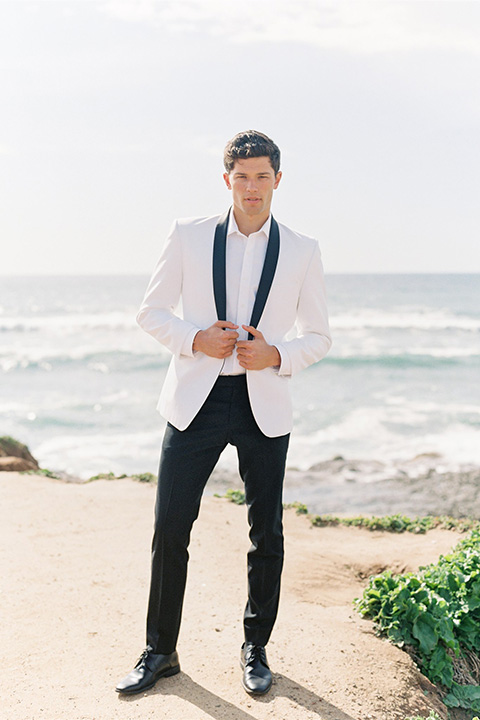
0, 456, 38, 472
0, 436, 39, 469
407, 452, 443, 462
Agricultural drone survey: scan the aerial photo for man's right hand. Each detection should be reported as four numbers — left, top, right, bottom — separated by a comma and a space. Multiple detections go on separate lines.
192, 321, 239, 359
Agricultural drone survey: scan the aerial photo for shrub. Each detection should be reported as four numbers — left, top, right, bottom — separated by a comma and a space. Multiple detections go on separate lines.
357, 528, 480, 714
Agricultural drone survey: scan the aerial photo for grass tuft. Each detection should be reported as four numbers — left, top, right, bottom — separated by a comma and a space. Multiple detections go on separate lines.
88, 471, 127, 481
131, 472, 156, 483
215, 488, 246, 505
23, 467, 62, 479
283, 501, 309, 514
87, 471, 156, 483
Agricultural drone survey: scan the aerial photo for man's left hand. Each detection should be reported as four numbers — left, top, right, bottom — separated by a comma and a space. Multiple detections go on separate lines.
236, 326, 281, 371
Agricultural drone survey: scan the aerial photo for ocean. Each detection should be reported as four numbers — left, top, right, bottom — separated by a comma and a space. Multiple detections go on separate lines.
1, 274, 479, 481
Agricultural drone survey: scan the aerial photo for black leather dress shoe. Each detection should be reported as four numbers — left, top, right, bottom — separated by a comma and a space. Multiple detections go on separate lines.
240, 642, 272, 695
115, 647, 180, 695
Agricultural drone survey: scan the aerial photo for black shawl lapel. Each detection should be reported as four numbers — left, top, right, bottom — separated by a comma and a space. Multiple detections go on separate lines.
212, 208, 230, 322
212, 207, 280, 339
247, 215, 280, 339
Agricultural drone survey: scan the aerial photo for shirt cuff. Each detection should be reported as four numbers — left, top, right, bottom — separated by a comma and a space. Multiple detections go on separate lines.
180, 327, 201, 358
273, 344, 292, 377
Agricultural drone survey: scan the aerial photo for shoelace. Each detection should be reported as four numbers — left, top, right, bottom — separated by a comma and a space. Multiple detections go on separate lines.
245, 644, 267, 667
135, 647, 153, 668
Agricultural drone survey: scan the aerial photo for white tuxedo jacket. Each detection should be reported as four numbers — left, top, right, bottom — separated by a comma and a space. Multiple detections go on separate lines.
137, 212, 332, 437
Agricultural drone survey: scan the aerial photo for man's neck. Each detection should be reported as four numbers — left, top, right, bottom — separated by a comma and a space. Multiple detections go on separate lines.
232, 207, 270, 237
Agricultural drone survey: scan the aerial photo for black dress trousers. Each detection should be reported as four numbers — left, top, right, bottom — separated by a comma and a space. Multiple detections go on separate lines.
146, 375, 290, 654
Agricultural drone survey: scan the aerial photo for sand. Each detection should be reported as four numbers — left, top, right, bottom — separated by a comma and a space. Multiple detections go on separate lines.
1, 471, 467, 720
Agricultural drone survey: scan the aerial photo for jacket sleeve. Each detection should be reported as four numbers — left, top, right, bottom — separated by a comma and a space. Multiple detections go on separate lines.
275, 242, 332, 376
136, 221, 200, 358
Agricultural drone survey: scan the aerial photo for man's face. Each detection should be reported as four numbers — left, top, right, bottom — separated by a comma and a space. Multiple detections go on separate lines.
223, 156, 282, 219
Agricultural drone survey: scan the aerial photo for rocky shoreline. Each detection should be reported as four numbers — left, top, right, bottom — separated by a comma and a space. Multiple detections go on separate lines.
0, 436, 39, 472
208, 454, 480, 519
3, 436, 479, 520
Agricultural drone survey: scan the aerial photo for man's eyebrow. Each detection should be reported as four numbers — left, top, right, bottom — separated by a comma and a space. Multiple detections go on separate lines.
233, 172, 272, 177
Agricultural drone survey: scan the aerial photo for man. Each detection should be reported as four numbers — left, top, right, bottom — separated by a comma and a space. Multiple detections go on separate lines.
116, 130, 331, 697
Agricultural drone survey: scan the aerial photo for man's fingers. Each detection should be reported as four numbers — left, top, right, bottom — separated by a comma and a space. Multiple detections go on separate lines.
242, 325, 263, 338
223, 335, 238, 346
215, 321, 239, 330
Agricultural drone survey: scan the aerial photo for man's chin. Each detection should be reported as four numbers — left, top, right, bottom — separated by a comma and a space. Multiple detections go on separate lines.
241, 203, 265, 216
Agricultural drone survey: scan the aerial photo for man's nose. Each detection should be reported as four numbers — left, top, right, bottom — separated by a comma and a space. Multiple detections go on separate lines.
246, 178, 258, 192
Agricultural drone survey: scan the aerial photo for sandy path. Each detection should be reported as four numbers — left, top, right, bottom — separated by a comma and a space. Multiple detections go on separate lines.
1, 472, 462, 720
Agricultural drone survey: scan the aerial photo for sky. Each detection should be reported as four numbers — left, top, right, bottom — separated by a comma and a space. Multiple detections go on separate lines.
1, 0, 479, 275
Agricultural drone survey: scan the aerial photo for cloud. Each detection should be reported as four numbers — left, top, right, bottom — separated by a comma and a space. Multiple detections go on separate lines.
98, 0, 480, 55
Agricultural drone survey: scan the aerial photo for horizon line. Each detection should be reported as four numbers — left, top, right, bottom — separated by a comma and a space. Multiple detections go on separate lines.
1, 271, 480, 279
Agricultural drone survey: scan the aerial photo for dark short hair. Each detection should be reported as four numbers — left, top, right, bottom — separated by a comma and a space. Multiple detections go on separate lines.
223, 130, 281, 175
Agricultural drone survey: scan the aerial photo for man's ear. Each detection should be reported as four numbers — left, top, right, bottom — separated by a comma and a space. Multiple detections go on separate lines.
274, 171, 282, 190
223, 172, 232, 190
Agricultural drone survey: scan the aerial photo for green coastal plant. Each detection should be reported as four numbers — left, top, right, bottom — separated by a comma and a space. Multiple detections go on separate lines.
215, 488, 246, 505
357, 528, 480, 714
217, 492, 310, 513
26, 467, 62, 479
131, 472, 156, 483
88, 471, 127, 481
283, 501, 308, 514
217, 492, 478, 535
312, 513, 478, 534
86, 471, 156, 483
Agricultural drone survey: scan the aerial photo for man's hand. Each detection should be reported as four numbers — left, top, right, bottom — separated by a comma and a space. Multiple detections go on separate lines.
193, 321, 239, 359
236, 326, 281, 370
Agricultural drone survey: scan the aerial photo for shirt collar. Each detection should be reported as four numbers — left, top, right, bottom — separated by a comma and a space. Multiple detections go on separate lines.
227, 210, 272, 239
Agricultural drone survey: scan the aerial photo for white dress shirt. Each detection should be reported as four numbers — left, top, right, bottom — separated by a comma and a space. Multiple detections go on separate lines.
222, 212, 270, 375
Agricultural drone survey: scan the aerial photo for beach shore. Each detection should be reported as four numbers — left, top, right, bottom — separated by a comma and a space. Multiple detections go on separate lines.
1, 470, 471, 720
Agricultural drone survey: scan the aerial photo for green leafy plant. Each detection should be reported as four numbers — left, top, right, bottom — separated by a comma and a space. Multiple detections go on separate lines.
216, 493, 477, 535
404, 712, 443, 720
32, 467, 62, 479
23, 467, 63, 479
88, 471, 126, 481
131, 472, 156, 483
215, 488, 246, 505
312, 513, 478, 534
357, 528, 480, 714
219, 494, 308, 513
283, 501, 308, 514
87, 471, 155, 483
